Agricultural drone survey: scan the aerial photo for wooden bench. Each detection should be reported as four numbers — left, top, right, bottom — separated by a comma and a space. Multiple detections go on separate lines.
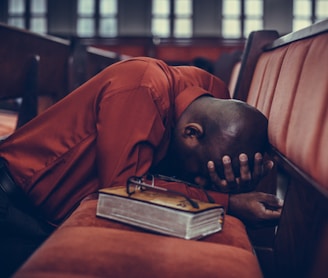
0, 23, 71, 137
234, 19, 328, 278
0, 24, 124, 139
85, 46, 121, 79
68, 38, 122, 91
11, 20, 328, 278
0, 54, 39, 138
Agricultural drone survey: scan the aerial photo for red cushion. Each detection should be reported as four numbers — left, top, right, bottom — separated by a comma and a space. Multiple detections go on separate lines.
14, 197, 262, 277
14, 226, 262, 278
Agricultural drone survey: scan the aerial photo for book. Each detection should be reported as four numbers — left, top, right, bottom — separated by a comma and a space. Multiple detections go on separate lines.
96, 186, 224, 240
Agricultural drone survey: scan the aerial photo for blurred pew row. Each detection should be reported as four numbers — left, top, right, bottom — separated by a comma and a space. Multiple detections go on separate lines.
0, 23, 242, 139
0, 23, 127, 139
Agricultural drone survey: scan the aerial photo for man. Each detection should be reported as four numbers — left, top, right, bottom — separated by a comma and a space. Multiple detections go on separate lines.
0, 56, 281, 238
154, 96, 281, 225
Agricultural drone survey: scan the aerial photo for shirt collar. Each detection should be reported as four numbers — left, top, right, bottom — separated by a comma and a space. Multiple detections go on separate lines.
174, 86, 212, 121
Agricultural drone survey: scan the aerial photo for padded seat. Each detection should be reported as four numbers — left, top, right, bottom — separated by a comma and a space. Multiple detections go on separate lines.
13, 196, 262, 278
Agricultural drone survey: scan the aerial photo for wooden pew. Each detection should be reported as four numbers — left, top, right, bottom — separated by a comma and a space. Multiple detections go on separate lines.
233, 30, 279, 101
68, 39, 122, 91
213, 50, 243, 93
85, 46, 121, 80
0, 23, 71, 137
0, 24, 126, 139
235, 20, 328, 278
0, 54, 39, 138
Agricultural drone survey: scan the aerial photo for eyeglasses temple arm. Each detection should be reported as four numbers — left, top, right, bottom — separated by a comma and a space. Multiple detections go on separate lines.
153, 174, 215, 204
128, 178, 199, 209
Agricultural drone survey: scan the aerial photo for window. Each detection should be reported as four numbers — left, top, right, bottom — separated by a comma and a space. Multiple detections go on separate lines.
222, 0, 241, 38
8, 0, 47, 33
293, 0, 328, 31
8, 0, 25, 29
77, 0, 95, 37
77, 0, 117, 37
30, 0, 47, 33
99, 0, 117, 37
174, 0, 192, 37
152, 0, 170, 37
293, 0, 312, 31
222, 0, 263, 38
151, 0, 193, 38
316, 0, 328, 21
244, 0, 263, 37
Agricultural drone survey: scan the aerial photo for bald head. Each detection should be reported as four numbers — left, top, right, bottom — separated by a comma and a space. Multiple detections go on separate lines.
172, 96, 268, 180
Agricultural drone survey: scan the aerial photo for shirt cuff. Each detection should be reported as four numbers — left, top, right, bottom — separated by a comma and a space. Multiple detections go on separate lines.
156, 179, 230, 211
206, 191, 229, 212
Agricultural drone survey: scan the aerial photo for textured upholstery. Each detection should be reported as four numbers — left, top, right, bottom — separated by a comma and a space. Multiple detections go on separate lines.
14, 197, 262, 278
247, 33, 328, 191
14, 227, 262, 278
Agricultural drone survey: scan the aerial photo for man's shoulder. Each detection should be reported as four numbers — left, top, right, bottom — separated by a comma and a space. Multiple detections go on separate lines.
119, 57, 167, 67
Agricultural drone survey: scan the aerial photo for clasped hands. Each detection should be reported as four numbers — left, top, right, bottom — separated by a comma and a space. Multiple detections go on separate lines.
195, 152, 283, 227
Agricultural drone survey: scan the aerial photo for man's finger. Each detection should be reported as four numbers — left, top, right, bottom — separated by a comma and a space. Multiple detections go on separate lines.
208, 161, 222, 184
262, 207, 282, 220
207, 161, 229, 192
252, 152, 263, 179
222, 155, 235, 182
239, 153, 251, 181
263, 160, 274, 175
264, 195, 284, 208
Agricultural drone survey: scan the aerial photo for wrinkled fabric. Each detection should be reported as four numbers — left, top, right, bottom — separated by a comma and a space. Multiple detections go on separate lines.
0, 57, 230, 225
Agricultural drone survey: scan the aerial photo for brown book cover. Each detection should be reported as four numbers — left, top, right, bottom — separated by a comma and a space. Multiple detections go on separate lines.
97, 186, 224, 240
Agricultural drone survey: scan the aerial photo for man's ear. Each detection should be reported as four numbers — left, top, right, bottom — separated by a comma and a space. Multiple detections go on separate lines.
183, 123, 204, 141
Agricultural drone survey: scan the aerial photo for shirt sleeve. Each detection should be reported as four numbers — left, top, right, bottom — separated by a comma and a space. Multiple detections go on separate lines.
96, 86, 166, 188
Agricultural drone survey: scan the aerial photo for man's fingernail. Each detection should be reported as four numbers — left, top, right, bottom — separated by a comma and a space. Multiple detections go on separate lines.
266, 160, 274, 169
255, 152, 262, 159
239, 153, 247, 161
221, 180, 228, 187
223, 156, 230, 163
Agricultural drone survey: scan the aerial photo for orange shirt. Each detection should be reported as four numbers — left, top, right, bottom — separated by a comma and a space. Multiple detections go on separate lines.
0, 57, 230, 225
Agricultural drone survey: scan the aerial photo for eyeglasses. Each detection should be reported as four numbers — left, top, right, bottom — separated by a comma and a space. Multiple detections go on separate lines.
152, 174, 215, 204
126, 174, 215, 209
126, 174, 200, 208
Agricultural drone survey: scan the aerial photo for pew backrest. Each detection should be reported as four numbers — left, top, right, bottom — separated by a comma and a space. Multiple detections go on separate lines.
241, 19, 328, 278
86, 46, 120, 80
0, 23, 71, 105
233, 30, 279, 101
68, 42, 121, 91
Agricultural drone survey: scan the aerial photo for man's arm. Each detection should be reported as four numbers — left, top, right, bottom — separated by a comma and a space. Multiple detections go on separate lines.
151, 177, 282, 228
229, 192, 283, 227
96, 87, 166, 188
194, 153, 282, 226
